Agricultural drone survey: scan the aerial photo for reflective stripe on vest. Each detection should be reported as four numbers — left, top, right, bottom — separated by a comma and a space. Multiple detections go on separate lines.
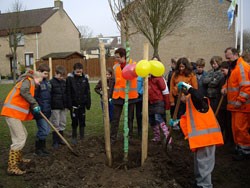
112, 60, 138, 99
228, 99, 250, 105
3, 78, 35, 114
187, 99, 221, 138
239, 63, 250, 85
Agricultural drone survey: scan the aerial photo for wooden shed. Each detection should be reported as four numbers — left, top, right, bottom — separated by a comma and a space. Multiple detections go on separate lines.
35, 52, 85, 76
35, 51, 115, 79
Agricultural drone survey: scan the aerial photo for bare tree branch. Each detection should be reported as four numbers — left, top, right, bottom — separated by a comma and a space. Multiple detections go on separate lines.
130, 0, 192, 58
7, 0, 24, 83
108, 0, 140, 41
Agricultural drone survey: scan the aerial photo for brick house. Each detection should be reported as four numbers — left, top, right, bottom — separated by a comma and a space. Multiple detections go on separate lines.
123, 0, 235, 71
0, 0, 80, 77
80, 36, 122, 59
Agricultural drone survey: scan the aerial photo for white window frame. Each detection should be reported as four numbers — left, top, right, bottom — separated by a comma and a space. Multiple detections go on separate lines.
10, 33, 24, 47
25, 53, 34, 67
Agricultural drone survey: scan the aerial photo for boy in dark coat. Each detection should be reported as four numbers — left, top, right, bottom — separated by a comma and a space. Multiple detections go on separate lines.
66, 62, 91, 145
50, 65, 67, 148
34, 64, 51, 156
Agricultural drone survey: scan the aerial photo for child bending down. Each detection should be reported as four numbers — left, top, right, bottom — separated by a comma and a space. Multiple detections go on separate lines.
173, 82, 224, 188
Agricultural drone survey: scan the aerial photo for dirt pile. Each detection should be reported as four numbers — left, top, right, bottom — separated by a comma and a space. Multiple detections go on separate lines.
13, 133, 250, 188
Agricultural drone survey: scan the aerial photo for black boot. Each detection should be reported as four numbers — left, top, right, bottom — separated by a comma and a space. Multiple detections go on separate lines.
52, 132, 59, 149
35, 140, 48, 157
41, 140, 50, 155
72, 129, 77, 145
79, 127, 84, 140
59, 131, 66, 145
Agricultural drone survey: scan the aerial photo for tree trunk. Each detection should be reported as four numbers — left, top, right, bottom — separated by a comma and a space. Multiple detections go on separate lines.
13, 51, 17, 84
153, 43, 160, 60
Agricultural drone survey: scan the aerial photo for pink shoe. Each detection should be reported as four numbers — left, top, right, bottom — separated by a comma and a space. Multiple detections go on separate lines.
151, 125, 161, 142
151, 137, 161, 142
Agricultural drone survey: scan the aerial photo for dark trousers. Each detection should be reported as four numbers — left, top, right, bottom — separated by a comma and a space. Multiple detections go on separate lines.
110, 103, 135, 141
70, 107, 85, 138
218, 109, 233, 145
135, 100, 142, 136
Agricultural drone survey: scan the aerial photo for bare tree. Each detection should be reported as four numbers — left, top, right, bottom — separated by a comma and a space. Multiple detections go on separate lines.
7, 0, 24, 83
130, 0, 192, 58
78, 25, 93, 38
108, 0, 139, 47
78, 25, 95, 52
243, 31, 250, 52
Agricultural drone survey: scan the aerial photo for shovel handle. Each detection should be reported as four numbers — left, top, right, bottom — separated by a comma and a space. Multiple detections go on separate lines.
173, 90, 183, 120
215, 95, 224, 116
40, 112, 78, 156
166, 90, 183, 148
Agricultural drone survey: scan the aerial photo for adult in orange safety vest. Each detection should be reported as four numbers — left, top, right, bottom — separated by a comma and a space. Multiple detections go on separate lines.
110, 47, 138, 143
1, 70, 42, 175
223, 47, 250, 161
171, 82, 223, 188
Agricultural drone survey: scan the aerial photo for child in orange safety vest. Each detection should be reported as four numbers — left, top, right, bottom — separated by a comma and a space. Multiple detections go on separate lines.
1, 70, 43, 175
170, 81, 224, 188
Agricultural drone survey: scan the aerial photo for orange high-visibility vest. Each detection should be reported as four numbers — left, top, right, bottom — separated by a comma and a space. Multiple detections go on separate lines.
1, 77, 35, 121
225, 57, 250, 112
112, 59, 138, 99
180, 96, 224, 152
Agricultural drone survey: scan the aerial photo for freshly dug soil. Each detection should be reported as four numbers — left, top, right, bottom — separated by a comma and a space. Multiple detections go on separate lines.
2, 131, 250, 188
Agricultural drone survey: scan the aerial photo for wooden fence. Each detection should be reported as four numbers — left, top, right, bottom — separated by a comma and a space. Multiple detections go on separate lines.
35, 57, 115, 80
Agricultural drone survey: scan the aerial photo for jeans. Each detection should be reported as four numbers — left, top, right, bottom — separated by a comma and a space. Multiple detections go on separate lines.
149, 113, 165, 126
36, 118, 50, 140
101, 101, 114, 122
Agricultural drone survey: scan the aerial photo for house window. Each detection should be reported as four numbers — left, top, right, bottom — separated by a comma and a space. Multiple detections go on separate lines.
9, 33, 24, 47
25, 53, 34, 67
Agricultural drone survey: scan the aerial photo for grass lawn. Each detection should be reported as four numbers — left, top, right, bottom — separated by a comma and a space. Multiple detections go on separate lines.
0, 83, 116, 187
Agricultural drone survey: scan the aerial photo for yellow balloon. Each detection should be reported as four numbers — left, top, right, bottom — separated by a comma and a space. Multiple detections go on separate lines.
149, 60, 165, 77
135, 60, 151, 77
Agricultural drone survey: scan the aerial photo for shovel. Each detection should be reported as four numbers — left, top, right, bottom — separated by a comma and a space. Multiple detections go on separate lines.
165, 90, 182, 151
40, 112, 79, 157
215, 95, 224, 116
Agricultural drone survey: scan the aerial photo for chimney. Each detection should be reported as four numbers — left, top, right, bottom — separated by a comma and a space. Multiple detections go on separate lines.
54, 0, 63, 9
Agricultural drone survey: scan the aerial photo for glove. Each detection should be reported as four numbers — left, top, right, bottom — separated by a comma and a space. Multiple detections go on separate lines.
109, 98, 112, 104
234, 101, 242, 108
177, 82, 192, 91
33, 106, 41, 114
169, 119, 180, 127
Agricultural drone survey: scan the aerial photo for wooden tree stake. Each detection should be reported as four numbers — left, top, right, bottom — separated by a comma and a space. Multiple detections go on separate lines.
99, 42, 112, 167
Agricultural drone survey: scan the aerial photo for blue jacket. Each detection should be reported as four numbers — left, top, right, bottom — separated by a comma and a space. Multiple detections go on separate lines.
34, 78, 51, 119
137, 76, 143, 95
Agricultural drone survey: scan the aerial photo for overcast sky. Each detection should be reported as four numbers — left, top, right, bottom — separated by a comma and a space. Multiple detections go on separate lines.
0, 0, 120, 37
0, 0, 249, 37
